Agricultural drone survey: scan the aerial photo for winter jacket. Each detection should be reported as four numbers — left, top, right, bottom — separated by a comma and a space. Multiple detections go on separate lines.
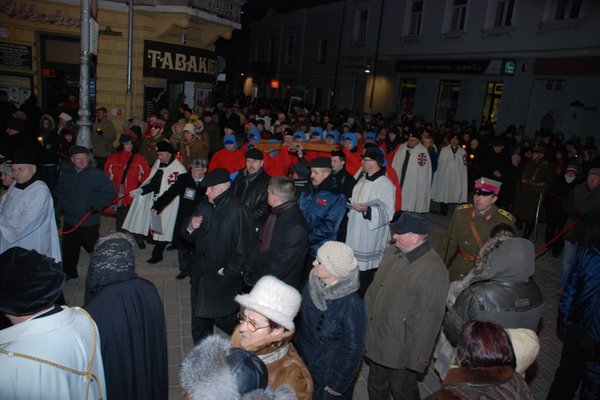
245, 201, 308, 291
563, 181, 600, 244
426, 366, 532, 400
559, 239, 600, 342
179, 135, 208, 169
182, 188, 255, 318
295, 270, 366, 399
365, 242, 449, 373
56, 163, 115, 226
299, 175, 346, 257
231, 329, 313, 400
104, 150, 150, 211
91, 118, 116, 157
232, 168, 271, 229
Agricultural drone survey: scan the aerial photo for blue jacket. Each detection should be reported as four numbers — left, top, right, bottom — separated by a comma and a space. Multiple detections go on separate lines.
295, 282, 366, 399
559, 239, 600, 342
298, 175, 346, 257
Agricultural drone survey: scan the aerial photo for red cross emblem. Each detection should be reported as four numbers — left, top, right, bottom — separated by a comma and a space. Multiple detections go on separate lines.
417, 152, 427, 166
167, 171, 180, 185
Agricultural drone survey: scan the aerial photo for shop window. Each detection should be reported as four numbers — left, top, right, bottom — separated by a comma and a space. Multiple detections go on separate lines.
397, 78, 417, 116
482, 82, 503, 126
435, 80, 461, 122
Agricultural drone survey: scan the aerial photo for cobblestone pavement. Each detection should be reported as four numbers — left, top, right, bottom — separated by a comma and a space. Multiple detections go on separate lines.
63, 212, 563, 399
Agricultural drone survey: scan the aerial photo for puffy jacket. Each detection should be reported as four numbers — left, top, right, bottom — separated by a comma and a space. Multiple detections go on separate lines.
559, 239, 600, 342
298, 175, 346, 257
445, 281, 544, 346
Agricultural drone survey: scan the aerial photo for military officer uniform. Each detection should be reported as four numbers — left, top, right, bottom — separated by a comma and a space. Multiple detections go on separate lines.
437, 177, 516, 281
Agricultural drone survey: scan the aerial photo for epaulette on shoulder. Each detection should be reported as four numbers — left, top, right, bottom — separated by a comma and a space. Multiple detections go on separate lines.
498, 208, 515, 221
456, 203, 473, 210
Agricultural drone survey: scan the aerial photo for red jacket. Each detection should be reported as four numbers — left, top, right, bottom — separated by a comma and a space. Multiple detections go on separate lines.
104, 150, 151, 212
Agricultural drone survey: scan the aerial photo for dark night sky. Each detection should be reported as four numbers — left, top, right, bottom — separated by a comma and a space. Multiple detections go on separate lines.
241, 0, 339, 24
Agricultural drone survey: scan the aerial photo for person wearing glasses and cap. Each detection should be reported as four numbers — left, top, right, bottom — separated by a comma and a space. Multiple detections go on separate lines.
438, 177, 516, 281
231, 275, 313, 400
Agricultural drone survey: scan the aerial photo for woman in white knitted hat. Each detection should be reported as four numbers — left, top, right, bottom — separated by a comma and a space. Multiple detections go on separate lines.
294, 241, 366, 399
231, 275, 313, 400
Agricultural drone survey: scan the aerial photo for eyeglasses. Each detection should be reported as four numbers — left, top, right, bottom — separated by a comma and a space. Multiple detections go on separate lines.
237, 311, 271, 333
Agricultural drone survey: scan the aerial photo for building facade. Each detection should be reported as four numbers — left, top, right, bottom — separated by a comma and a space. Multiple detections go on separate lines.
243, 0, 600, 139
0, 0, 243, 127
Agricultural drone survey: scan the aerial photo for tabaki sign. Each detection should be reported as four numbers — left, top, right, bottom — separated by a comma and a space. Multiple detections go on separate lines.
143, 40, 218, 83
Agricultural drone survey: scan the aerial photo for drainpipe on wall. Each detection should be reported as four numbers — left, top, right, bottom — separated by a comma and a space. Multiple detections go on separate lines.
368, 0, 386, 112
77, 0, 92, 148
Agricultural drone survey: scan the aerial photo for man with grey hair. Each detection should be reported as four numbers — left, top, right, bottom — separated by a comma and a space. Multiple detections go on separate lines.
183, 168, 255, 343
244, 176, 308, 290
153, 158, 208, 279
365, 212, 448, 400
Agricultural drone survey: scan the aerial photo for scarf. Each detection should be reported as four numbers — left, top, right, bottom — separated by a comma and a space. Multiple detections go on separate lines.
308, 267, 360, 311
258, 201, 297, 252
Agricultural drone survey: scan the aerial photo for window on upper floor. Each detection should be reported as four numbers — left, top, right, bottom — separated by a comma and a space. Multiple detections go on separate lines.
317, 39, 328, 64
553, 0, 583, 20
409, 0, 424, 35
492, 0, 515, 27
449, 0, 468, 32
354, 8, 369, 41
286, 35, 295, 64
268, 37, 277, 63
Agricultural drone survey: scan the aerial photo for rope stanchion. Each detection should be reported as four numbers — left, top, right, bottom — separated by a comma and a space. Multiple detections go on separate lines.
534, 216, 581, 257
58, 195, 126, 235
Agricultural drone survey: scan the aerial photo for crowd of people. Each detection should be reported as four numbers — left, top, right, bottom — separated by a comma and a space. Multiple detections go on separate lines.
1, 92, 599, 399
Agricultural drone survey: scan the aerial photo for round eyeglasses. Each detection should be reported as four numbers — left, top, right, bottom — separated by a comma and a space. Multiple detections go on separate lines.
237, 311, 271, 333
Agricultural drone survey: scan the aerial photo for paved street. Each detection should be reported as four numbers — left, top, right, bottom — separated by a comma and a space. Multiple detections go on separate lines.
63, 212, 563, 399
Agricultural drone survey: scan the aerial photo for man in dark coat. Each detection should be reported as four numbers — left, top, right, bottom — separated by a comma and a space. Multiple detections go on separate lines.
153, 158, 207, 279
84, 232, 168, 400
543, 165, 579, 257
331, 150, 356, 242
513, 145, 555, 238
232, 148, 271, 230
56, 146, 115, 279
365, 213, 449, 400
5, 118, 35, 161
245, 176, 308, 291
482, 138, 512, 208
182, 168, 255, 344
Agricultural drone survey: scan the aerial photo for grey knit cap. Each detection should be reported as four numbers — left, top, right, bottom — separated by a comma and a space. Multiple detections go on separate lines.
316, 241, 358, 279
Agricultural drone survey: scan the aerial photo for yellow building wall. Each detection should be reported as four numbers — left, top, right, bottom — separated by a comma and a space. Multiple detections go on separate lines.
0, 0, 233, 127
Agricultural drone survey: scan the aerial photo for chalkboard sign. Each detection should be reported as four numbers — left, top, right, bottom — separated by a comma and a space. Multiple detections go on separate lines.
144, 85, 168, 119
0, 43, 33, 69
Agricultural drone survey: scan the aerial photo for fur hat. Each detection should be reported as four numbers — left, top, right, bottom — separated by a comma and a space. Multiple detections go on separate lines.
506, 328, 540, 376
156, 140, 174, 153
59, 112, 73, 122
180, 335, 268, 400
316, 241, 358, 279
183, 123, 196, 133
235, 276, 301, 331
0, 247, 65, 316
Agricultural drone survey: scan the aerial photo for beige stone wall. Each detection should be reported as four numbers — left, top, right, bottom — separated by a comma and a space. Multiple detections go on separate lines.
1, 0, 234, 126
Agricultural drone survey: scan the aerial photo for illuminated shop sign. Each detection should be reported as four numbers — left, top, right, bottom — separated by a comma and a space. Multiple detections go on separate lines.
143, 40, 218, 83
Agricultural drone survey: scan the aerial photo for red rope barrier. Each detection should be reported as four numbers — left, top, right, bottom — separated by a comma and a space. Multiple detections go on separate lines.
534, 216, 581, 257
58, 195, 126, 235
